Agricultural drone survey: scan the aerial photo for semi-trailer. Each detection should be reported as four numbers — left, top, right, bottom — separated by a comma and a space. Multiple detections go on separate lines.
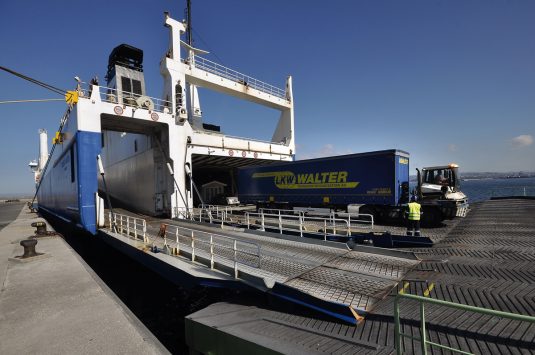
235, 149, 468, 225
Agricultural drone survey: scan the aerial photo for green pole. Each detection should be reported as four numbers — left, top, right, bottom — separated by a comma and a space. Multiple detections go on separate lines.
394, 296, 402, 355
420, 301, 427, 355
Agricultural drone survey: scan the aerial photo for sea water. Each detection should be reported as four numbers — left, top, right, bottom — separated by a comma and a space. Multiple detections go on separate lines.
409, 176, 535, 203
460, 176, 535, 202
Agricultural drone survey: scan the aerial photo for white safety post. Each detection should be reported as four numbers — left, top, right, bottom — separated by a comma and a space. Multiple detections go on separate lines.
143, 221, 147, 242
175, 228, 180, 255
191, 230, 195, 261
134, 219, 138, 239
233, 240, 238, 279
261, 212, 265, 231
279, 214, 282, 234
210, 234, 214, 269
324, 220, 327, 241
127, 216, 130, 237
299, 215, 303, 238
333, 218, 337, 235
246, 213, 250, 229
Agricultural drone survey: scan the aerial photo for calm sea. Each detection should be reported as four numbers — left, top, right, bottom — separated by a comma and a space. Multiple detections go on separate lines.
410, 176, 535, 203
460, 176, 535, 202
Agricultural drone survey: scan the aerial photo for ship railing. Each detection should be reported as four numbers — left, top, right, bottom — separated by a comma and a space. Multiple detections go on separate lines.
258, 208, 374, 230
188, 54, 287, 100
244, 211, 350, 240
173, 206, 225, 226
333, 212, 374, 229
394, 283, 535, 355
173, 207, 191, 220
159, 223, 261, 278
107, 212, 147, 242
490, 186, 535, 198
205, 205, 239, 220
78, 83, 172, 114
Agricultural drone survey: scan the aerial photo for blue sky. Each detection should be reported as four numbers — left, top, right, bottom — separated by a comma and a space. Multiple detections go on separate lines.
1, 0, 534, 195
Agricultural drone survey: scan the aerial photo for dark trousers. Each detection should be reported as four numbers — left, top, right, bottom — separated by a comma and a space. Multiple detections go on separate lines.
406, 220, 421, 236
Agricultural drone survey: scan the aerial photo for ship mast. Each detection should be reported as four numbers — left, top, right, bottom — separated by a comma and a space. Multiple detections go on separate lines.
186, 0, 192, 46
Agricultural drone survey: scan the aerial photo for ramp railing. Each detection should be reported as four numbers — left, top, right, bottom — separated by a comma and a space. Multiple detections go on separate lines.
105, 212, 261, 280
258, 208, 374, 230
244, 211, 350, 240
106, 212, 147, 242
159, 223, 261, 278
394, 284, 535, 355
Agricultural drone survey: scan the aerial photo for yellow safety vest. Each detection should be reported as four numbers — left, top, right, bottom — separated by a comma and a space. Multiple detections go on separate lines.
408, 202, 421, 221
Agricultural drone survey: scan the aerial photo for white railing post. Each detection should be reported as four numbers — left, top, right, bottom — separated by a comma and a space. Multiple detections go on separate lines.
126, 216, 130, 237
261, 212, 265, 231
176, 228, 180, 255
299, 215, 303, 238
134, 220, 138, 239
333, 218, 337, 235
233, 240, 238, 279
210, 234, 214, 269
191, 230, 195, 261
143, 220, 147, 237
279, 214, 282, 234
108, 212, 112, 232
324, 220, 327, 241
246, 212, 250, 229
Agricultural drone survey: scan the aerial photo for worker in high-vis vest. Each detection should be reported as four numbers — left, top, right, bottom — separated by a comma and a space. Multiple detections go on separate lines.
406, 196, 422, 236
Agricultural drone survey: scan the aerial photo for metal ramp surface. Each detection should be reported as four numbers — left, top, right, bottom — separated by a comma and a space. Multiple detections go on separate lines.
185, 198, 535, 354
103, 210, 420, 323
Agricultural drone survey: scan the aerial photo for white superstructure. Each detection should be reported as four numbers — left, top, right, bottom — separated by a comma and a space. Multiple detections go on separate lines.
76, 12, 294, 217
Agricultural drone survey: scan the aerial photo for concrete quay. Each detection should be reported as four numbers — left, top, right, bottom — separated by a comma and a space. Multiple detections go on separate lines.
0, 203, 168, 354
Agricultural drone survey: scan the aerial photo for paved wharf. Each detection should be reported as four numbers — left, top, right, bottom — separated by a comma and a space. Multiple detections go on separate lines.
0, 203, 167, 354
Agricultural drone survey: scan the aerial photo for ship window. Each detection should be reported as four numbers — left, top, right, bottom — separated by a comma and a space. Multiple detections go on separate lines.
132, 80, 142, 95
121, 77, 132, 93
101, 132, 105, 148
70, 146, 75, 183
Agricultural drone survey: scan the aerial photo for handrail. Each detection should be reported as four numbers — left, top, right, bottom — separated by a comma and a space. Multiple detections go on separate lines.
188, 55, 287, 100
245, 211, 350, 240
107, 212, 147, 242
79, 83, 172, 113
105, 212, 261, 279
162, 223, 261, 276
258, 208, 374, 229
394, 285, 535, 355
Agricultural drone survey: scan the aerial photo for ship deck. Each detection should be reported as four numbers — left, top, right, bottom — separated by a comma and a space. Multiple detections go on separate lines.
105, 208, 422, 322
185, 198, 535, 354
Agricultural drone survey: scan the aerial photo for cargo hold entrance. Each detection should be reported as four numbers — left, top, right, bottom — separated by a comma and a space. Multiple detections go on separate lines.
191, 154, 274, 206
99, 114, 173, 216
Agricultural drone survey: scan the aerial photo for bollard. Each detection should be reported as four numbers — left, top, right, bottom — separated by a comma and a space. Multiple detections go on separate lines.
20, 239, 39, 258
31, 221, 47, 235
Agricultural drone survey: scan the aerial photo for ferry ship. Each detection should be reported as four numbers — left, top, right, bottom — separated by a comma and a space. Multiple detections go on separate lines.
33, 12, 295, 234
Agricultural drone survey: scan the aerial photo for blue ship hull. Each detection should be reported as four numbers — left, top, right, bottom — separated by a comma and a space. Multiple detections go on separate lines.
38, 129, 101, 234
